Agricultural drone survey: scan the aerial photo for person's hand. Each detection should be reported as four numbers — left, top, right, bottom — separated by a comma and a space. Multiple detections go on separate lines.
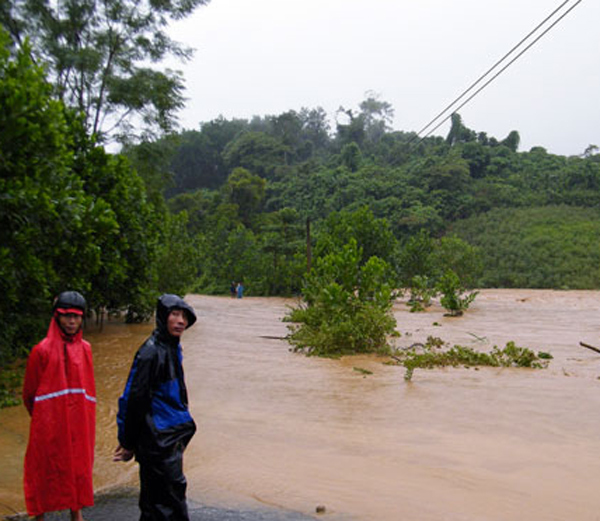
113, 444, 134, 462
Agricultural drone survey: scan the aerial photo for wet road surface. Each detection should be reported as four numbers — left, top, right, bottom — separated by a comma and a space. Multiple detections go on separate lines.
4, 488, 319, 521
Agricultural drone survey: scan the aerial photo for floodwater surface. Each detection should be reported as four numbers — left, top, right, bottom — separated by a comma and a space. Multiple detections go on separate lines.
2, 290, 600, 520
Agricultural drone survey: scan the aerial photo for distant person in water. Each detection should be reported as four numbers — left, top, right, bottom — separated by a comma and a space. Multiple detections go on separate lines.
114, 294, 197, 521
230, 281, 237, 298
236, 282, 244, 299
22, 291, 95, 521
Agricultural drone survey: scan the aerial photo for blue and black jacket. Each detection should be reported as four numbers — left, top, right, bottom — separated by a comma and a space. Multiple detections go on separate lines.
117, 294, 197, 458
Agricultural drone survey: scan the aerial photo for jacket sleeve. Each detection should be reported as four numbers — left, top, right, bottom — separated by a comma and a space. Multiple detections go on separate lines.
22, 345, 44, 416
117, 346, 156, 451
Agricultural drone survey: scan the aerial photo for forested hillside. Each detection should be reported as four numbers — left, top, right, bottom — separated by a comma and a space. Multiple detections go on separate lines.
129, 105, 600, 296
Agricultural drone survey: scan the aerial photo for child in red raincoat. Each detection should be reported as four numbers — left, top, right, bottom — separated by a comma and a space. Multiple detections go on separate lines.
22, 291, 96, 521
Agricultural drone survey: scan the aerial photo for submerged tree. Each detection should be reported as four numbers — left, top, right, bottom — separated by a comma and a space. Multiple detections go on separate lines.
287, 239, 397, 357
436, 270, 479, 317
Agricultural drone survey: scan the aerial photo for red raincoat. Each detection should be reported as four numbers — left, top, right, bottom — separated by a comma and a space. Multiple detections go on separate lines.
22, 315, 96, 516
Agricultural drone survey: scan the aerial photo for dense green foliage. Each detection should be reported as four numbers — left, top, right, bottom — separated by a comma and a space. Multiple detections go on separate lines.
452, 206, 600, 289
0, 30, 191, 361
144, 104, 600, 299
286, 240, 397, 357
1, 0, 210, 141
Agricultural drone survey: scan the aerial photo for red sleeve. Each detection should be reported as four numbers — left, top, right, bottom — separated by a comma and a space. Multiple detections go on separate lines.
22, 344, 44, 416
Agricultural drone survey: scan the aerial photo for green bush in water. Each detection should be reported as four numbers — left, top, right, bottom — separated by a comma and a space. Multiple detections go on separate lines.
286, 239, 398, 357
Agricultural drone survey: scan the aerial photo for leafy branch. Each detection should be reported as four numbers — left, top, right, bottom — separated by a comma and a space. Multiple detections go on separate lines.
391, 336, 552, 381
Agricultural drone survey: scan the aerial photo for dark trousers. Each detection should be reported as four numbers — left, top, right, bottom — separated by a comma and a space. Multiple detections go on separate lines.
138, 444, 189, 521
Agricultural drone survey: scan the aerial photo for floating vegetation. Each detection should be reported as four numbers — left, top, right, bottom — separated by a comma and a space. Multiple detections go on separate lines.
391, 336, 552, 381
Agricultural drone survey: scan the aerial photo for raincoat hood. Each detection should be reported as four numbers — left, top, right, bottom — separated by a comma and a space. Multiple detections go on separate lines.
155, 294, 197, 335
117, 293, 197, 456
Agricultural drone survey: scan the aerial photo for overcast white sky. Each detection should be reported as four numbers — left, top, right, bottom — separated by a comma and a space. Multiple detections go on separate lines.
166, 0, 599, 156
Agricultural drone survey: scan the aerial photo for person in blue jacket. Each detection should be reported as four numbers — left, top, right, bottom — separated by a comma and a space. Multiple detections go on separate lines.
114, 294, 197, 520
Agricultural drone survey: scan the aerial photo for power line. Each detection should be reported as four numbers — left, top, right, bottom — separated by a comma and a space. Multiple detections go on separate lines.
411, 0, 583, 144
421, 0, 582, 141
413, 0, 571, 139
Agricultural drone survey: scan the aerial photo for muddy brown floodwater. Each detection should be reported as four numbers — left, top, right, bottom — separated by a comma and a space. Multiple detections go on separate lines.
2, 290, 600, 520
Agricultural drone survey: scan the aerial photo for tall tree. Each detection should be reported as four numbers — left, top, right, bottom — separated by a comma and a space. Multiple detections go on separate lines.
0, 30, 113, 356
359, 91, 394, 144
500, 130, 520, 153
298, 106, 331, 154
223, 167, 266, 226
223, 131, 288, 180
1, 0, 210, 142
446, 113, 476, 146
315, 206, 398, 270
336, 92, 394, 151
335, 108, 366, 148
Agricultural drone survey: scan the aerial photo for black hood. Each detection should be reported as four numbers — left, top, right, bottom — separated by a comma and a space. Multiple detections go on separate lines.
155, 294, 197, 335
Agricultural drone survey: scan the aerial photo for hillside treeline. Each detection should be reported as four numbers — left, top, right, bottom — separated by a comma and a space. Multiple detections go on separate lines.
133, 103, 600, 295
2, 23, 600, 360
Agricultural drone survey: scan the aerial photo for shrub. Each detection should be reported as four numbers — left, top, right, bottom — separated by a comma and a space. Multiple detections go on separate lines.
407, 275, 437, 312
286, 239, 398, 357
437, 270, 479, 316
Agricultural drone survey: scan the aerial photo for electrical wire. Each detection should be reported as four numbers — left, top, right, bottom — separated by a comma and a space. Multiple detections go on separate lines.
413, 0, 571, 139
421, 0, 582, 141
411, 0, 583, 143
